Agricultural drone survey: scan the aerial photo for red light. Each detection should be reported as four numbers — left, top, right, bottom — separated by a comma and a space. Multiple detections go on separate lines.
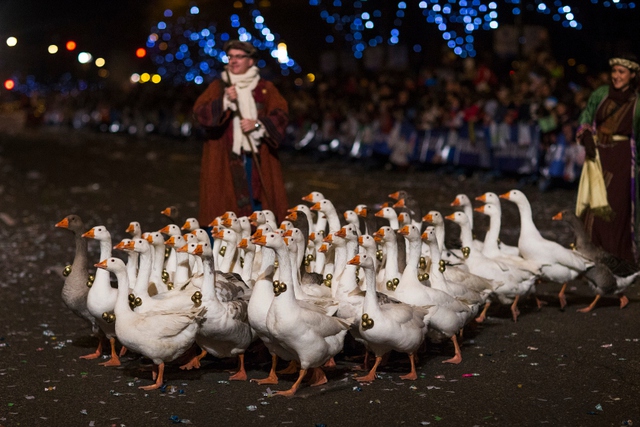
4, 80, 15, 90
66, 41, 77, 51
135, 48, 146, 58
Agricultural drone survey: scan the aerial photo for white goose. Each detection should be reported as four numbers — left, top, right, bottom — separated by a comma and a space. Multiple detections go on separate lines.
256, 230, 352, 396
445, 211, 538, 322
179, 241, 254, 380
95, 257, 204, 390
82, 225, 120, 366
500, 189, 593, 309
348, 254, 429, 382
475, 192, 520, 257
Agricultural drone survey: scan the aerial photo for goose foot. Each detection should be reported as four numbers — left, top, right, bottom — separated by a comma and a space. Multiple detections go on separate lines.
99, 356, 121, 367
535, 297, 547, 310
308, 367, 328, 387
442, 336, 462, 364
277, 360, 298, 375
323, 357, 336, 368
510, 295, 520, 322
399, 353, 417, 380
251, 354, 279, 385
620, 294, 629, 309
577, 294, 601, 313
179, 349, 207, 370
475, 302, 491, 323
558, 283, 568, 310
273, 369, 306, 397
119, 346, 128, 357
229, 354, 247, 381
355, 356, 382, 382
139, 363, 165, 390
79, 339, 104, 360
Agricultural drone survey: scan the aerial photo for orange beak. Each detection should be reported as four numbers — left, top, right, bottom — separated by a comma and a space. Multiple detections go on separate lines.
474, 206, 485, 214
158, 225, 171, 234
422, 213, 433, 222
499, 192, 510, 200
347, 255, 361, 265
450, 197, 461, 207
393, 199, 406, 208
475, 194, 487, 202
55, 218, 69, 228
310, 202, 321, 211
81, 228, 95, 238
552, 212, 563, 221
444, 213, 456, 221
388, 191, 400, 200
398, 225, 410, 236
335, 228, 347, 238
95, 259, 108, 269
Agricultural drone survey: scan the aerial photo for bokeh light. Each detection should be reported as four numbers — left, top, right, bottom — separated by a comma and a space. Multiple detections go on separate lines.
48, 45, 59, 54
4, 79, 15, 90
95, 58, 106, 67
66, 41, 77, 51
77, 52, 93, 64
6, 37, 17, 47
136, 48, 147, 58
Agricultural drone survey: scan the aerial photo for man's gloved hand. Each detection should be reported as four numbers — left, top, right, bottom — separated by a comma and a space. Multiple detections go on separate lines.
581, 130, 596, 160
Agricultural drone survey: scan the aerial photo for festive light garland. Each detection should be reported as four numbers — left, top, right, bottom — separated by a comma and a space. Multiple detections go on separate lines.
146, 1, 302, 85
310, 0, 636, 59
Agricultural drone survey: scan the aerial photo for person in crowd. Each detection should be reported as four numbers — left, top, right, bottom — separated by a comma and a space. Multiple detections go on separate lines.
577, 53, 640, 263
192, 40, 289, 225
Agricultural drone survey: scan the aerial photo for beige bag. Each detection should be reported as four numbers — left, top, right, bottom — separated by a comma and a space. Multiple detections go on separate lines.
575, 150, 613, 220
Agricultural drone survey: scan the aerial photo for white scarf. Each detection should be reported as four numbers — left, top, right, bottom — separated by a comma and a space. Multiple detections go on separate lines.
223, 65, 261, 155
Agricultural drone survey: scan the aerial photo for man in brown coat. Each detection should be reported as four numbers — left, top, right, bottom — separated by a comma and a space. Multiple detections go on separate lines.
193, 40, 289, 226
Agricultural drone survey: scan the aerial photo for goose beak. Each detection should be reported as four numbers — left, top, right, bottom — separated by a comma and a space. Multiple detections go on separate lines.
499, 192, 510, 200
126, 223, 136, 233
222, 218, 233, 228
444, 214, 456, 221
310, 202, 321, 211
123, 241, 136, 251
95, 259, 108, 269
113, 241, 127, 250
450, 197, 461, 206
420, 231, 430, 241
176, 245, 189, 253
285, 212, 297, 221
356, 207, 367, 217
180, 221, 190, 230
323, 234, 333, 243
475, 194, 487, 202
398, 226, 410, 236
284, 229, 293, 237
552, 212, 563, 221
213, 231, 225, 240
252, 235, 267, 246
301, 193, 314, 202
165, 236, 176, 247
374, 209, 385, 218
238, 239, 248, 249
194, 245, 203, 255
422, 213, 433, 222
55, 218, 69, 228
160, 207, 172, 216
81, 228, 95, 239
145, 235, 154, 243
347, 255, 361, 265
318, 243, 329, 253
393, 199, 405, 208
335, 228, 347, 238
158, 225, 171, 234
388, 191, 400, 200
357, 236, 364, 245
474, 206, 485, 214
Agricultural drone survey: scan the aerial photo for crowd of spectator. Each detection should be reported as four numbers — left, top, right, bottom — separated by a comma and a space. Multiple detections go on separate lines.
2, 47, 614, 190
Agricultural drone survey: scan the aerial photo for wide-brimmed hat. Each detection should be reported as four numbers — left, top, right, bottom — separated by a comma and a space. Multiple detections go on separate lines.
223, 40, 258, 59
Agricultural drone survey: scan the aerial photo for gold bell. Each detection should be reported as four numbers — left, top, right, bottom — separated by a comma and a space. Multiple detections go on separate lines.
273, 281, 287, 296
102, 312, 110, 321
361, 313, 374, 330
304, 259, 310, 266
439, 259, 445, 266
392, 278, 399, 286
167, 282, 174, 290
274, 260, 279, 269
164, 247, 171, 259
128, 293, 136, 302
306, 254, 315, 261
219, 246, 227, 256
63, 265, 72, 277
86, 274, 95, 288
134, 297, 142, 307
162, 270, 169, 283
570, 242, 576, 250
191, 291, 202, 303
439, 265, 446, 273
108, 313, 116, 323
323, 279, 331, 287
326, 273, 333, 280
461, 247, 470, 258
376, 250, 383, 261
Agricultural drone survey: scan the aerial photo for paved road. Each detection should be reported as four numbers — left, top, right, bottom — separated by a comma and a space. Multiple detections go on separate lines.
0, 129, 638, 427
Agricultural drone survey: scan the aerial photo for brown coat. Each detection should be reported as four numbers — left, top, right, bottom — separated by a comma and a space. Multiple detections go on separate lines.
193, 78, 289, 225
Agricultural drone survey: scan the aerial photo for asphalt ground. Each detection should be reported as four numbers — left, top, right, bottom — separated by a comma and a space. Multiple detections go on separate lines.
0, 129, 638, 427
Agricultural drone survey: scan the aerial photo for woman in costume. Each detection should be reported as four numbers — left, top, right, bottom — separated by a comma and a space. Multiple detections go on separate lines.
577, 53, 640, 264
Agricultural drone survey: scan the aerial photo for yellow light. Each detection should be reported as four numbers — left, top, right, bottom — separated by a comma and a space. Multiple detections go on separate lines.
233, 0, 243, 7
48, 45, 59, 54
95, 58, 106, 67
98, 69, 109, 78
567, 58, 576, 66
151, 74, 161, 84
140, 73, 151, 83
130, 73, 141, 83
306, 73, 315, 83
6, 37, 17, 47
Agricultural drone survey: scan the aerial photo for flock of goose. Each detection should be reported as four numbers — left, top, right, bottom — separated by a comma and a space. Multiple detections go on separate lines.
54, 189, 640, 396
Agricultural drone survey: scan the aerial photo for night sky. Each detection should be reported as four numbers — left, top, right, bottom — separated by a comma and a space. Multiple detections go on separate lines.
0, 1, 639, 82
